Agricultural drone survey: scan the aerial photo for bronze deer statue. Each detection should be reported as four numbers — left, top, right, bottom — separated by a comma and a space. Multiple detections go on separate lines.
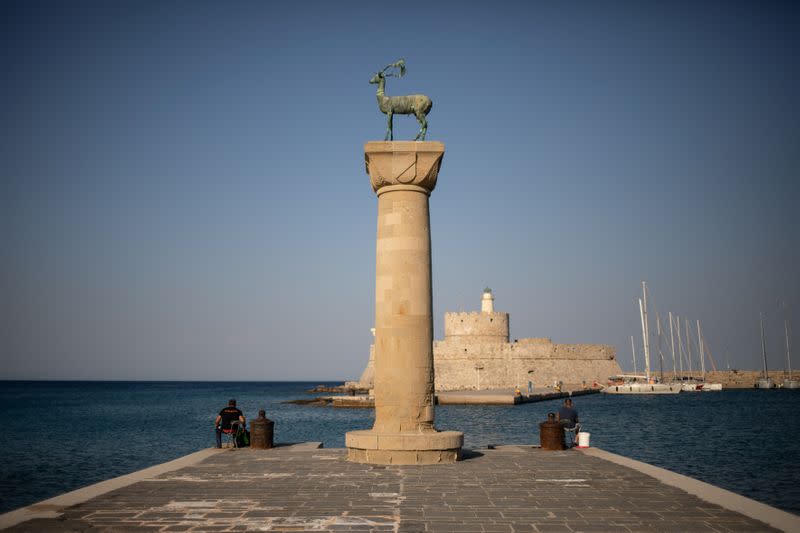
369, 59, 432, 141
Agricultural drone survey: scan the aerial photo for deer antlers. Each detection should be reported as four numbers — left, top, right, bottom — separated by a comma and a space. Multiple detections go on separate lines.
379, 58, 406, 78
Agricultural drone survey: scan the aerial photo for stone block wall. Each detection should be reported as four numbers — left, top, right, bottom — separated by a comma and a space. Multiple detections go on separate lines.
552, 343, 617, 361
444, 311, 509, 343
432, 338, 620, 391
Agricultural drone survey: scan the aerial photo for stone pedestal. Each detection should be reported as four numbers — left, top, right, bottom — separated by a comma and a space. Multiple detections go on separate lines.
346, 141, 463, 465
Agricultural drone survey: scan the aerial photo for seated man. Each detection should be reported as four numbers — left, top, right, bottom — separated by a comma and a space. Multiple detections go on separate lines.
215, 398, 246, 448
556, 398, 581, 444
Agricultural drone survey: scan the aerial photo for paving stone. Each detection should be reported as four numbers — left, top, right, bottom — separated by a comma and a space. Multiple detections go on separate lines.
531, 525, 572, 532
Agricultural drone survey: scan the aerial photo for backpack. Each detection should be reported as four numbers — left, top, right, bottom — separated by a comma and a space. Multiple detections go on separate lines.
237, 429, 250, 448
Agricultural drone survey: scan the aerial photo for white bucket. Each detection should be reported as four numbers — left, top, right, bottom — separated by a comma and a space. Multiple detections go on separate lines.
576, 432, 590, 448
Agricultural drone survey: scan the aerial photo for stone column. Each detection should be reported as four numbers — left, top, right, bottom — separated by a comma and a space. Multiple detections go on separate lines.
346, 141, 463, 465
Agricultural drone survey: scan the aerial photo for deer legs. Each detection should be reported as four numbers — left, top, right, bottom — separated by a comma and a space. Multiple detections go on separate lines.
414, 111, 428, 141
384, 112, 393, 141
383, 109, 428, 141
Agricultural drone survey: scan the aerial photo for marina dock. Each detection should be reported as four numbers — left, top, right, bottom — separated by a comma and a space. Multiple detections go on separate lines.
3, 443, 796, 532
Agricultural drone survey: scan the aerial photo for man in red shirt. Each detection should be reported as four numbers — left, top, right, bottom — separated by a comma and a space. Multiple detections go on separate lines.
215, 399, 246, 448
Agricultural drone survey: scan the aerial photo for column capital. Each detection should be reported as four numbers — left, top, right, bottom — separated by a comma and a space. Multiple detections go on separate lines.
364, 141, 444, 195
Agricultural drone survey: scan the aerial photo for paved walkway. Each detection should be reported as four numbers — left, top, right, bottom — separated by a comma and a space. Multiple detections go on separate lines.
3, 445, 791, 532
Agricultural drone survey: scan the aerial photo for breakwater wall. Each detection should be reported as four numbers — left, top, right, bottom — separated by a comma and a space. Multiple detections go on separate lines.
664, 370, 796, 388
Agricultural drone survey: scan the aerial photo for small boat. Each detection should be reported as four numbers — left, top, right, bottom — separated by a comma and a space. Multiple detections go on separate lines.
673, 316, 703, 390
756, 378, 774, 389
681, 321, 722, 391
681, 381, 723, 392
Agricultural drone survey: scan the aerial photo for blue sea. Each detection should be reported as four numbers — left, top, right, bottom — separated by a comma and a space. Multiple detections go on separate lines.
1, 381, 798, 516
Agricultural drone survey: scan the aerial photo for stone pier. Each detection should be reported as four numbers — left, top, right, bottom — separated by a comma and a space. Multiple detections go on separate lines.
345, 141, 463, 465
3, 445, 795, 532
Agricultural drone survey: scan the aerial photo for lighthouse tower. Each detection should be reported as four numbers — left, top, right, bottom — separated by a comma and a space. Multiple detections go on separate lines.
481, 288, 494, 313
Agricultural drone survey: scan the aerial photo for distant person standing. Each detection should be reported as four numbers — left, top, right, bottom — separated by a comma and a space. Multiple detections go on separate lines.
215, 399, 246, 448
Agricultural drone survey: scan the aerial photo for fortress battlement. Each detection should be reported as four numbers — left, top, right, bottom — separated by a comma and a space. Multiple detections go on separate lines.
444, 310, 509, 343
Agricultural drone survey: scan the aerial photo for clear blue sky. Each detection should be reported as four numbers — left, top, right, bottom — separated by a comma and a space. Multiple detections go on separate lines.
2, 1, 798, 380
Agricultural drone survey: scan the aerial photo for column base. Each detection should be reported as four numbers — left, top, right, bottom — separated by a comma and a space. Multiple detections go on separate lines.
345, 429, 464, 465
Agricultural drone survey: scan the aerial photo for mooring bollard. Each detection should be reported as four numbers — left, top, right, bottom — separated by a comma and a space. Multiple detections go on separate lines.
539, 412, 565, 450
250, 409, 274, 449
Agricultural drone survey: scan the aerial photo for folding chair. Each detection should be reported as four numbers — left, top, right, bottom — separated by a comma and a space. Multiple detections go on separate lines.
222, 420, 244, 448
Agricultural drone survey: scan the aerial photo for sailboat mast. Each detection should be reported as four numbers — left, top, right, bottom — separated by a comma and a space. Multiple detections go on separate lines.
676, 316, 684, 376
685, 317, 693, 377
786, 319, 792, 376
697, 320, 705, 380
669, 311, 677, 378
639, 298, 651, 380
760, 312, 769, 379
657, 314, 664, 381
630, 335, 637, 374
639, 298, 650, 380
642, 282, 651, 380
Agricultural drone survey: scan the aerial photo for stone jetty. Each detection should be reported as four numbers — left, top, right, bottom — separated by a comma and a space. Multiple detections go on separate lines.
3, 443, 797, 532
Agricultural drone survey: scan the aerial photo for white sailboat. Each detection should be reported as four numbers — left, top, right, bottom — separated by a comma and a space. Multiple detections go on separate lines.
681, 321, 722, 391
603, 281, 681, 394
783, 318, 798, 389
699, 324, 723, 390
756, 312, 774, 389
679, 316, 700, 390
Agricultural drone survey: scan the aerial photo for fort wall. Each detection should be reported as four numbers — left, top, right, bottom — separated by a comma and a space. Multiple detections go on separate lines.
432, 335, 619, 391
357, 330, 620, 392
354, 292, 621, 392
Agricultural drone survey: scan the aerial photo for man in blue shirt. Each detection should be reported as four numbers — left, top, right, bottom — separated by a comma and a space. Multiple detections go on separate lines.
557, 398, 580, 444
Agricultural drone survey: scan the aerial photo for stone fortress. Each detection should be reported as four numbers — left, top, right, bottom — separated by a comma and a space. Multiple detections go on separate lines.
355, 289, 622, 391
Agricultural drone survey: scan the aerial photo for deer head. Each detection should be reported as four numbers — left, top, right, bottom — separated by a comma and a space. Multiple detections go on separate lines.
369, 59, 406, 84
